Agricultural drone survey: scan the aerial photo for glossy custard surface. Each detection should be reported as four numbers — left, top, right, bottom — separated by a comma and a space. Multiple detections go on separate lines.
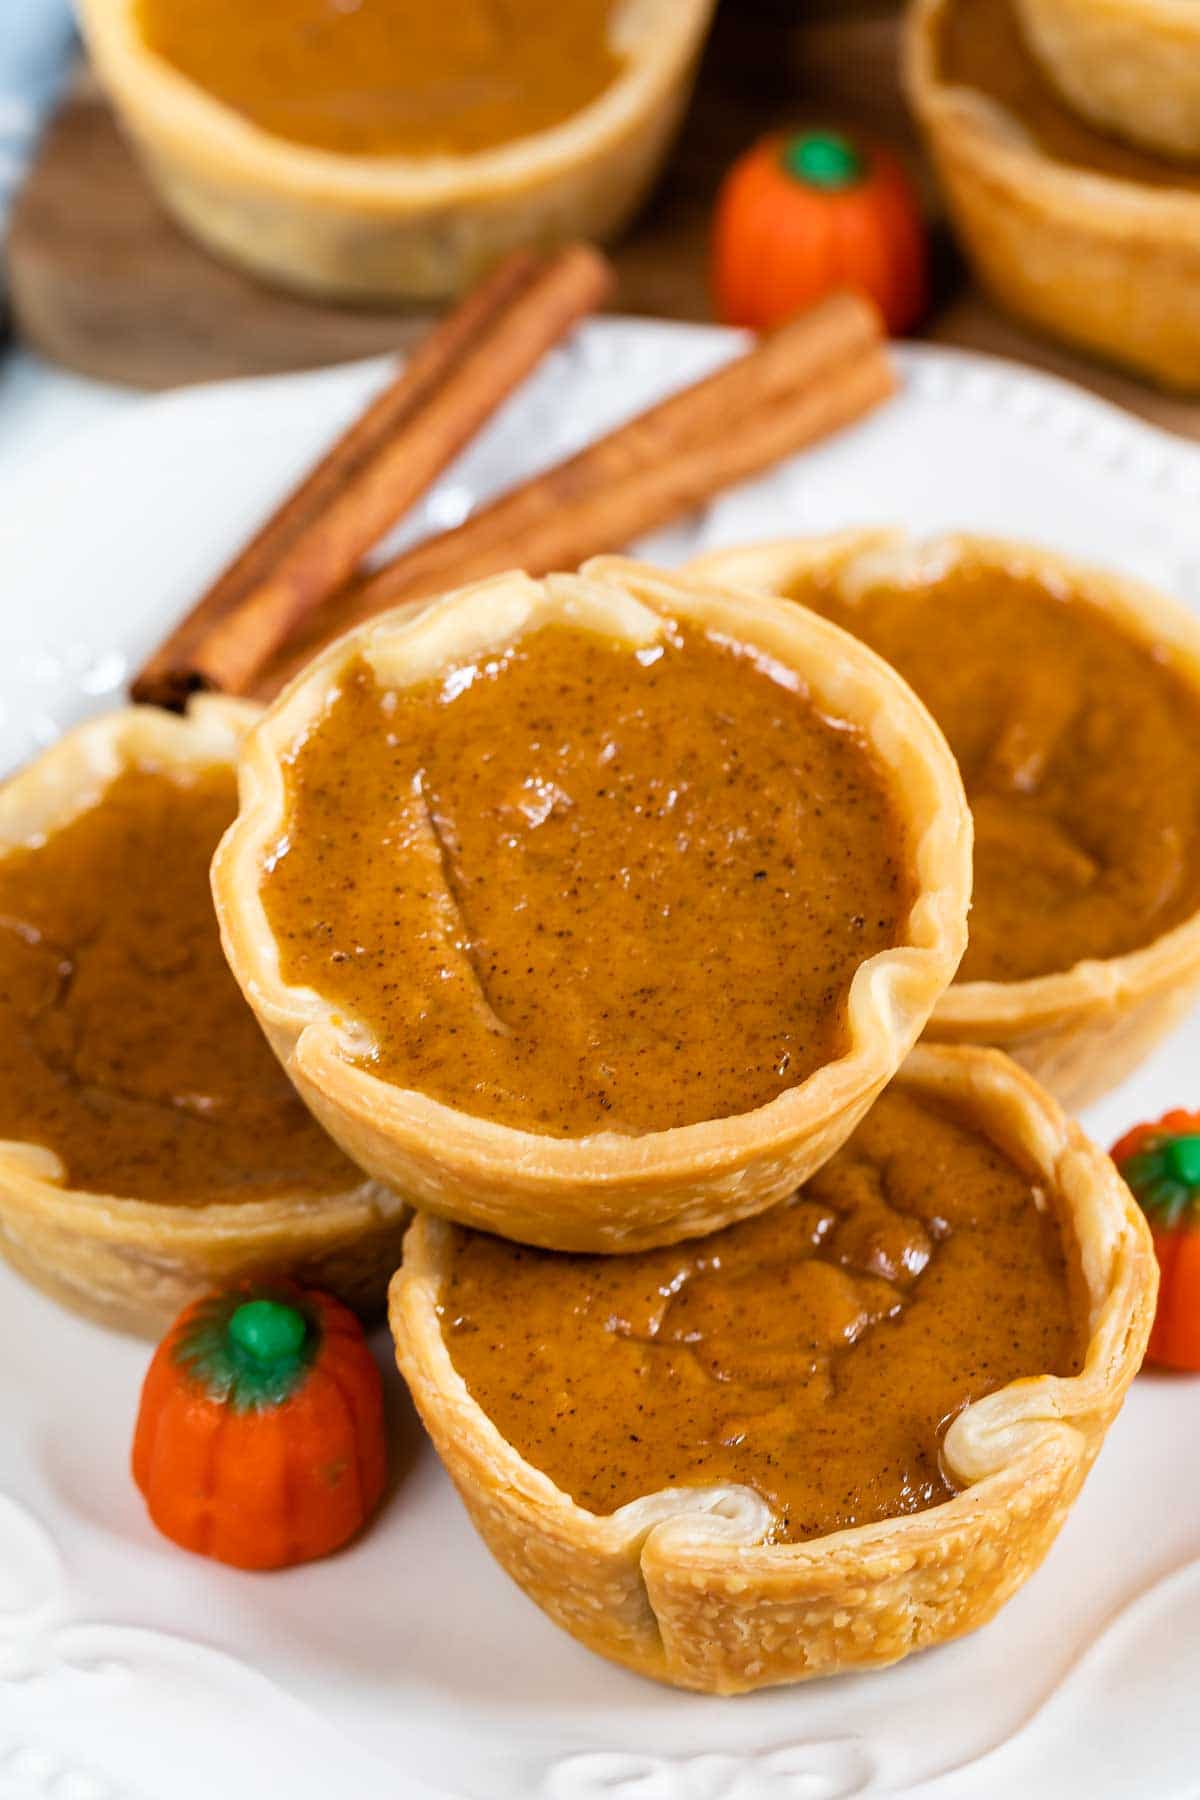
0, 766, 359, 1203
136, 0, 623, 159
261, 625, 913, 1136
938, 0, 1200, 190
788, 560, 1200, 983
441, 1085, 1083, 1541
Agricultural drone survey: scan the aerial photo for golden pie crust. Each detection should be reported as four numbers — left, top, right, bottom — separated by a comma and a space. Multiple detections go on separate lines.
1015, 0, 1200, 161
75, 0, 714, 301
905, 0, 1200, 393
686, 530, 1200, 1110
390, 1042, 1155, 1693
213, 560, 972, 1254
0, 700, 407, 1338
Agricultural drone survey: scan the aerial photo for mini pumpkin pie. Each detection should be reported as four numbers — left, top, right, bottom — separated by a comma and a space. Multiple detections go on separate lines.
905, 0, 1200, 392
1015, 0, 1200, 162
389, 1042, 1155, 1692
212, 561, 971, 1253
0, 700, 406, 1337
76, 0, 714, 301
687, 531, 1200, 1109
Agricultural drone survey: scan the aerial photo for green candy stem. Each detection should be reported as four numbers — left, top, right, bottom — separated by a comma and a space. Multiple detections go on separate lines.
1121, 1131, 1200, 1230
174, 1288, 318, 1412
1163, 1133, 1200, 1188
229, 1298, 308, 1364
782, 131, 864, 192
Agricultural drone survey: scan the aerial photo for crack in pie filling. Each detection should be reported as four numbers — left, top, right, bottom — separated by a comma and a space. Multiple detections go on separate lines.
438, 1083, 1085, 1543
214, 563, 971, 1252
0, 702, 406, 1337
686, 534, 1200, 1106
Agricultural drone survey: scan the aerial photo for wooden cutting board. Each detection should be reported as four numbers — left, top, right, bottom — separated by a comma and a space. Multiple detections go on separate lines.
8, 6, 1200, 440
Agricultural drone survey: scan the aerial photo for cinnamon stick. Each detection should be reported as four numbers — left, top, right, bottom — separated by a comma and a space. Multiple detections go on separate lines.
254, 293, 894, 697
131, 244, 613, 708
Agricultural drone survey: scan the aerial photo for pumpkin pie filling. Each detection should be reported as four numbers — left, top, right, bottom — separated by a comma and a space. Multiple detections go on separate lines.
259, 622, 914, 1137
784, 560, 1200, 983
438, 1083, 1085, 1542
937, 0, 1200, 191
0, 765, 359, 1204
135, 0, 625, 159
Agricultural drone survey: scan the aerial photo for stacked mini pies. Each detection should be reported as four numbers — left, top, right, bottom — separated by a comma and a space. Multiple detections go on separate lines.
211, 555, 1155, 1691
0, 548, 1169, 1691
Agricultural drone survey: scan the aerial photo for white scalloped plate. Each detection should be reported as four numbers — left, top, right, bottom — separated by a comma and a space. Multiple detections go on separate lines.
1, 321, 1199, 1800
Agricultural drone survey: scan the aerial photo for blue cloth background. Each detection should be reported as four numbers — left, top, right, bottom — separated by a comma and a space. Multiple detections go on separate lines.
1, 1, 76, 242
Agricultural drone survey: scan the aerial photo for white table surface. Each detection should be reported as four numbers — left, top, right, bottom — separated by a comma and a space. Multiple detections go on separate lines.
0, 348, 143, 484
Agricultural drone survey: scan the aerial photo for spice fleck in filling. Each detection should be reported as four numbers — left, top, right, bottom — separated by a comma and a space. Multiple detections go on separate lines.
440, 1087, 1085, 1541
261, 623, 914, 1136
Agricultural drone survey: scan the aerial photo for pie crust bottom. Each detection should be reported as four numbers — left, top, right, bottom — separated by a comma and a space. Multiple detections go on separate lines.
0, 1181, 410, 1339
929, 958, 1200, 1113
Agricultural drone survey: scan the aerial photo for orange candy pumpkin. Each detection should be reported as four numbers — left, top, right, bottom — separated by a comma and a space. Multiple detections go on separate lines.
712, 130, 929, 336
133, 1280, 387, 1568
1111, 1109, 1200, 1371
